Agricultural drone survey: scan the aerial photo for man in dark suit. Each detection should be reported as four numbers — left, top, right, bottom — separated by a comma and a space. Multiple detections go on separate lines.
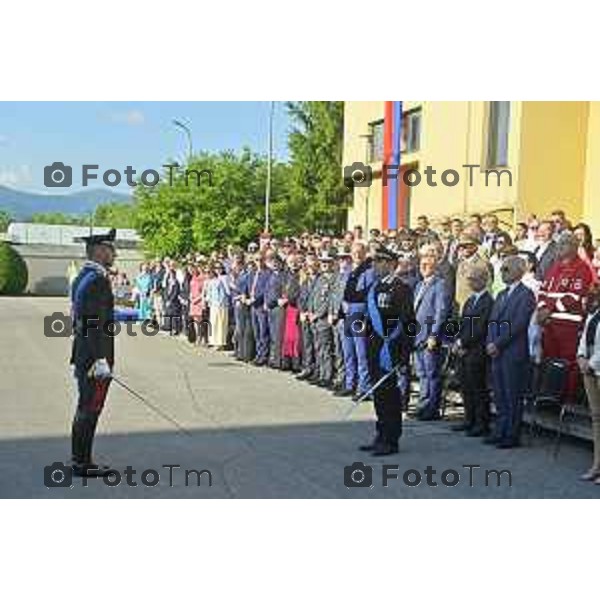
486, 255, 536, 448
452, 263, 494, 436
534, 220, 557, 280
163, 260, 182, 335
413, 245, 453, 420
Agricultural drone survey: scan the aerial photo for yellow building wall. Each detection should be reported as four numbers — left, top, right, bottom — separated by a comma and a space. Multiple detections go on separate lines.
343, 101, 521, 231
463, 101, 521, 222
517, 101, 588, 223
343, 101, 384, 231
583, 101, 600, 235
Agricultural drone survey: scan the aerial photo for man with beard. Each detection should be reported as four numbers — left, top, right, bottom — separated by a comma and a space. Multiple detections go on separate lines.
70, 228, 117, 477
358, 245, 415, 456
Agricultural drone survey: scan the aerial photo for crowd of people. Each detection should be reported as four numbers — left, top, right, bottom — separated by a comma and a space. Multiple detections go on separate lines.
126, 209, 600, 475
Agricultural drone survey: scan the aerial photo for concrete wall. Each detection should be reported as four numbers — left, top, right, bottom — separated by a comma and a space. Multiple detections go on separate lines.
12, 244, 144, 296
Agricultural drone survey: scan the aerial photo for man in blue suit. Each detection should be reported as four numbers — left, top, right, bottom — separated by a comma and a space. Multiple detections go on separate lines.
413, 245, 452, 420
248, 253, 272, 366
486, 255, 536, 448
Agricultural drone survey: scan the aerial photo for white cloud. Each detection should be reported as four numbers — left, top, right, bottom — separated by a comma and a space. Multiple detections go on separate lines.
0, 134, 8, 145
106, 109, 145, 126
0, 164, 32, 187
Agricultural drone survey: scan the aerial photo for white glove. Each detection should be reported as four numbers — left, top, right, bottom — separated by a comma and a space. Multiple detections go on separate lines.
89, 358, 112, 380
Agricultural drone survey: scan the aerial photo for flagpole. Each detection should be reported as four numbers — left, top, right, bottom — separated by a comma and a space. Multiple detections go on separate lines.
265, 101, 275, 233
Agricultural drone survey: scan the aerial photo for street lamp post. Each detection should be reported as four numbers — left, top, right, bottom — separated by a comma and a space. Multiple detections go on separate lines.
173, 119, 193, 164
264, 101, 275, 233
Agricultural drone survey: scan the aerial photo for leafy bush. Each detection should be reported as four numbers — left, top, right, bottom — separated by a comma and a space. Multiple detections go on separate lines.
0, 243, 28, 295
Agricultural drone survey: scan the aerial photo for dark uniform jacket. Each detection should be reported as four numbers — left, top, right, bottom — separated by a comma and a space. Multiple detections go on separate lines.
367, 274, 415, 374
281, 271, 302, 307
311, 272, 335, 321
70, 263, 115, 372
458, 291, 494, 355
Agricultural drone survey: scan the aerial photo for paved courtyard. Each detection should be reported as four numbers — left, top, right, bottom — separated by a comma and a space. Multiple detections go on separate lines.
0, 297, 598, 498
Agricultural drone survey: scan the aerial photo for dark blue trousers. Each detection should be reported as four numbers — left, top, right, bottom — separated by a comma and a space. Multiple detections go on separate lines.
251, 306, 270, 361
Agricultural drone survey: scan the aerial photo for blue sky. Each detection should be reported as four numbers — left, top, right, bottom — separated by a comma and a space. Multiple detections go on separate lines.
0, 102, 290, 194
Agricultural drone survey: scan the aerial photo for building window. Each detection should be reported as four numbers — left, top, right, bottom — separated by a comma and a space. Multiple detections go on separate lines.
402, 108, 422, 154
486, 101, 510, 167
368, 119, 384, 162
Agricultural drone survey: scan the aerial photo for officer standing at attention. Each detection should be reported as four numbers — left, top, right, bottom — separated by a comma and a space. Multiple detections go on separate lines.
329, 250, 352, 396
70, 228, 117, 477
342, 242, 375, 400
359, 245, 415, 456
296, 253, 320, 381
308, 252, 336, 388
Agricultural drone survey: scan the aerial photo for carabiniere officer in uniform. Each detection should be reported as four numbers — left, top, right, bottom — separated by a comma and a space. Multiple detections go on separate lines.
69, 228, 117, 477
358, 245, 415, 456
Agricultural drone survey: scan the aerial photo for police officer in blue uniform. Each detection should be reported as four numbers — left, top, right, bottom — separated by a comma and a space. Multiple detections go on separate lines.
359, 246, 415, 456
70, 229, 117, 477
342, 242, 375, 399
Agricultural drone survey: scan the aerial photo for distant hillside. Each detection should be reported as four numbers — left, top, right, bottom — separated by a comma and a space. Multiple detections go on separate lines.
0, 185, 132, 219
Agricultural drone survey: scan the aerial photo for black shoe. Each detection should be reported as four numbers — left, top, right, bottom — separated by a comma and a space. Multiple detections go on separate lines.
483, 435, 501, 445
295, 370, 313, 381
451, 423, 467, 432
466, 427, 487, 438
417, 411, 440, 421
358, 440, 379, 452
72, 462, 115, 478
253, 358, 267, 367
307, 376, 321, 385
371, 441, 399, 456
333, 388, 354, 397
496, 438, 520, 449
317, 380, 332, 388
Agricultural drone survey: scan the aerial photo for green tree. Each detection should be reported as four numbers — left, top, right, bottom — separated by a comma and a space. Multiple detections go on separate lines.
134, 150, 291, 256
0, 242, 28, 295
93, 201, 136, 229
0, 210, 12, 232
286, 101, 350, 233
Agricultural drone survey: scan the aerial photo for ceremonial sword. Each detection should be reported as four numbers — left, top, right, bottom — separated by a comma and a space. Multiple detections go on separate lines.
111, 374, 192, 436
341, 366, 402, 420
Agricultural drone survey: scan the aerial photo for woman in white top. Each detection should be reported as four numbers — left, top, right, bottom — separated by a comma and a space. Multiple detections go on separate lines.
577, 283, 600, 484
